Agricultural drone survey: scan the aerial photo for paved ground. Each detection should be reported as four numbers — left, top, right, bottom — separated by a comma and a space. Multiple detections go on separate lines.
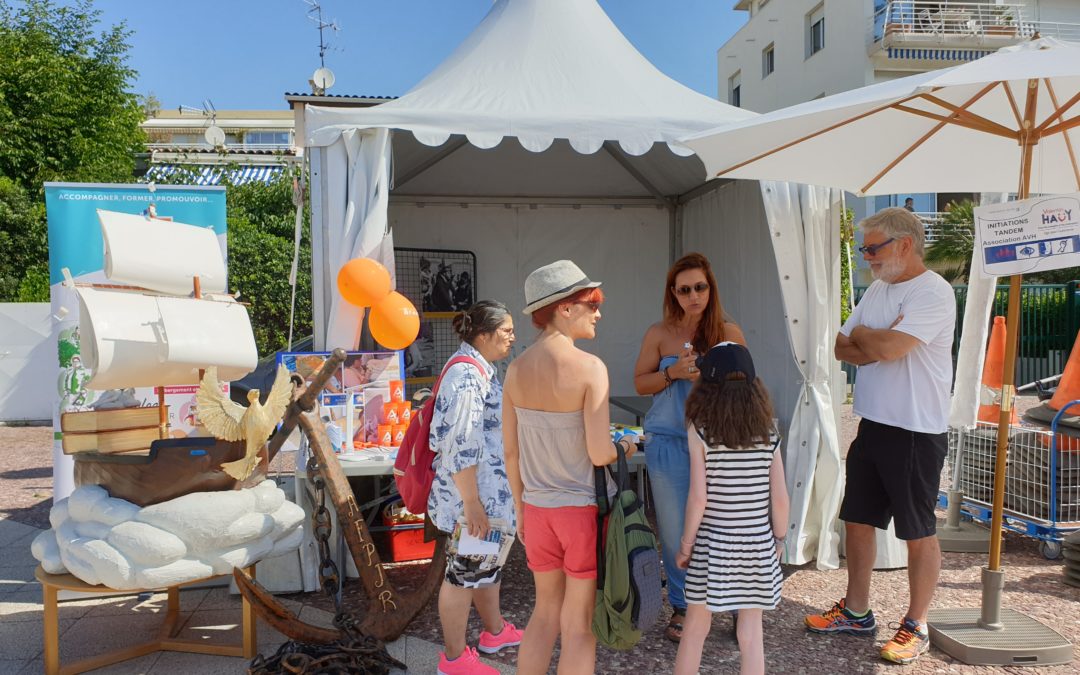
2, 399, 1078, 673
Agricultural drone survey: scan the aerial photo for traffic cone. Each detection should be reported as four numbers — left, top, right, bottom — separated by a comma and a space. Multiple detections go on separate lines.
978, 316, 1017, 425
1049, 328, 1080, 412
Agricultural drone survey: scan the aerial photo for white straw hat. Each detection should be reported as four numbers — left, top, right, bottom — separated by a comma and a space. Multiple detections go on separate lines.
522, 260, 602, 315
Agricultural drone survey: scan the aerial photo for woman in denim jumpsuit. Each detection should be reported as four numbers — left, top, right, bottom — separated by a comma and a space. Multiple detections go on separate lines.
632, 253, 746, 642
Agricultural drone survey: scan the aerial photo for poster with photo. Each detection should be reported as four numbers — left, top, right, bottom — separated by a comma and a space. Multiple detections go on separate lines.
278, 350, 404, 450
394, 248, 477, 392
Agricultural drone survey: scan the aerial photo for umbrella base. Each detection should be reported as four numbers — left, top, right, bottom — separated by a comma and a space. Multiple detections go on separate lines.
937, 518, 992, 553
928, 607, 1073, 666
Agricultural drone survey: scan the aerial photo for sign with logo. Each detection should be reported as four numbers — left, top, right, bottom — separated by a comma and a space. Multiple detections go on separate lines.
974, 193, 1080, 277
44, 183, 227, 499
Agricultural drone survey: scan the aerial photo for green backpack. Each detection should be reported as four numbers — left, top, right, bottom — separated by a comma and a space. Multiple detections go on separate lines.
592, 443, 663, 650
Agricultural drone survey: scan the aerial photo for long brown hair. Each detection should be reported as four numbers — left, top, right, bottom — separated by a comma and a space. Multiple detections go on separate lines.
685, 373, 774, 449
663, 253, 726, 354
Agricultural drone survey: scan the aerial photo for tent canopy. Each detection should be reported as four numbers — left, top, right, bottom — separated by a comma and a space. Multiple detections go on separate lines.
301, 0, 845, 569
305, 0, 755, 200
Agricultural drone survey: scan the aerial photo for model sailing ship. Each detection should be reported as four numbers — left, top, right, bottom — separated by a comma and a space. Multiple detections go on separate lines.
64, 209, 265, 506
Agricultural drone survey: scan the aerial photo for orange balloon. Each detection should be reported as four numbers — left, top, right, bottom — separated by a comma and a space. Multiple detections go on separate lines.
369, 291, 420, 350
337, 258, 391, 308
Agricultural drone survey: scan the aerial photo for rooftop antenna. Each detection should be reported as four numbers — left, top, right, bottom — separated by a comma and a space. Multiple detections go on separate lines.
304, 0, 339, 95
178, 100, 225, 148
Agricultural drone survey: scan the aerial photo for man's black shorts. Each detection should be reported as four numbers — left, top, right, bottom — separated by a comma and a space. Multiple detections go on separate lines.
839, 418, 947, 541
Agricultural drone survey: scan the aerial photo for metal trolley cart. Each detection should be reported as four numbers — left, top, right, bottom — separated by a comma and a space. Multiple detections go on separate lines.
944, 409, 1080, 559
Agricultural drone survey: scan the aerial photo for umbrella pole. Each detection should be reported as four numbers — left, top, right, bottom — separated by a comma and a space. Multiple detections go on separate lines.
981, 77, 1037, 627
980, 272, 1021, 628
928, 78, 1072, 666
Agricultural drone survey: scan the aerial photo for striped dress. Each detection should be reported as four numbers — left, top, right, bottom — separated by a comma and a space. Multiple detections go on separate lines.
684, 434, 783, 612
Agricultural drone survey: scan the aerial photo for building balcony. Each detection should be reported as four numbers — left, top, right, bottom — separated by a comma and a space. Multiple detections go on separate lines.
146, 142, 294, 152
870, 2, 1080, 65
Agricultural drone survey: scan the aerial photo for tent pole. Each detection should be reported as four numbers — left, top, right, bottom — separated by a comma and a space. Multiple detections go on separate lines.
670, 204, 681, 265
394, 137, 469, 190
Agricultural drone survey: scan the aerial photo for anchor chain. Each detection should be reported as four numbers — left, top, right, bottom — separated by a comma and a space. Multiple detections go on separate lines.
246, 455, 402, 674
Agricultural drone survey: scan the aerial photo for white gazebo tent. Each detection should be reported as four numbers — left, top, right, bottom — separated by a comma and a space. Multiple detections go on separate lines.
300, 0, 846, 567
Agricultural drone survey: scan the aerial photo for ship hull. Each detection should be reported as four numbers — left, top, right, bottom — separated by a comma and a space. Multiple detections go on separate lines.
73, 437, 269, 507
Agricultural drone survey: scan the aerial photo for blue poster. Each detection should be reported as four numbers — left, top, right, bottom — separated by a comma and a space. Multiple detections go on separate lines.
43, 183, 227, 499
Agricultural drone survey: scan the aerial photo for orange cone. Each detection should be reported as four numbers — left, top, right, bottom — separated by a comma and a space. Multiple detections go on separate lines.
978, 316, 1017, 425
1049, 329, 1080, 412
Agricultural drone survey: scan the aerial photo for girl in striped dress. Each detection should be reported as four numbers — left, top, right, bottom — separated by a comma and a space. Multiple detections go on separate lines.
673, 342, 789, 675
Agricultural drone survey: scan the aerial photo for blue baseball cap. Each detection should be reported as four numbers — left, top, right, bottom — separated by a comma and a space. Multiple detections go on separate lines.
696, 342, 755, 383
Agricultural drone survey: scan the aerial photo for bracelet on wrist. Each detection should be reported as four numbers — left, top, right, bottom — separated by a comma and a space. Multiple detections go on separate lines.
662, 367, 673, 385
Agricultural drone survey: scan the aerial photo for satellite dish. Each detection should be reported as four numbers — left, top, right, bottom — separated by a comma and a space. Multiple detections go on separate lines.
204, 125, 226, 146
312, 67, 336, 92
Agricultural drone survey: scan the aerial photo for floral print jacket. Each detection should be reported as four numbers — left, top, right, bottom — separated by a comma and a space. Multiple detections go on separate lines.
426, 342, 515, 534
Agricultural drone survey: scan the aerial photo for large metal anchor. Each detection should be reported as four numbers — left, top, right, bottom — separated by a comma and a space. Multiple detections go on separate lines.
233, 348, 446, 644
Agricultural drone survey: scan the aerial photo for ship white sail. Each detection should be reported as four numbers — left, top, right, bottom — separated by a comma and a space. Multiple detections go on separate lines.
78, 288, 258, 390
99, 209, 227, 296
78, 210, 257, 390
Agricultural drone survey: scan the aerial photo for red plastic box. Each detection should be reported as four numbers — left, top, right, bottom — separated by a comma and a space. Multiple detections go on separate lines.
378, 509, 436, 562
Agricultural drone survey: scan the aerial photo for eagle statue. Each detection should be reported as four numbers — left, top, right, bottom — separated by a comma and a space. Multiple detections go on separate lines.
196, 365, 294, 480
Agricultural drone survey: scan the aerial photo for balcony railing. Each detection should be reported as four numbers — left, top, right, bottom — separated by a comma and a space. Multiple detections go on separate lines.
146, 142, 293, 152
872, 1, 1080, 45
915, 211, 976, 245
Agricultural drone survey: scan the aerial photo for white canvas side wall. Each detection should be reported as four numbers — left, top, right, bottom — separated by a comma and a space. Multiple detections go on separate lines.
0, 303, 53, 422
388, 202, 670, 394
678, 181, 801, 432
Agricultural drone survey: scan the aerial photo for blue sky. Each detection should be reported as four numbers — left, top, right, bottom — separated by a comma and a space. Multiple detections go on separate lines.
89, 0, 747, 111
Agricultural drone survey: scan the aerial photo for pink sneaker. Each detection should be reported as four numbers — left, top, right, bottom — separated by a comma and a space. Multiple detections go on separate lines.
438, 646, 499, 675
478, 621, 524, 654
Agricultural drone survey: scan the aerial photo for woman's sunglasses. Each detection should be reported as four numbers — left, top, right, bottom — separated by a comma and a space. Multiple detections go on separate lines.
673, 282, 710, 296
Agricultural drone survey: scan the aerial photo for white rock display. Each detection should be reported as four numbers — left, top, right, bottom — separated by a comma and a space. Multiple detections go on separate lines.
32, 480, 304, 590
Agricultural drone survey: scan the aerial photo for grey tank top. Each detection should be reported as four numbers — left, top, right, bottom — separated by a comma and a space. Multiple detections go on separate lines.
514, 407, 615, 508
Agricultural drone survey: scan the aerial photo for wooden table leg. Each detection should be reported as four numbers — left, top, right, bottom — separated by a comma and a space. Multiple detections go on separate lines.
242, 565, 257, 658
43, 580, 59, 675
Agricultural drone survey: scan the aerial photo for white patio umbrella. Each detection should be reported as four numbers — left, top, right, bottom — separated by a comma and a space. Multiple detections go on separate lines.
682, 36, 1079, 666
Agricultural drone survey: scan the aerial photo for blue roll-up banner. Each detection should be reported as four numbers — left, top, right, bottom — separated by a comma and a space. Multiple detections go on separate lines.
44, 183, 227, 500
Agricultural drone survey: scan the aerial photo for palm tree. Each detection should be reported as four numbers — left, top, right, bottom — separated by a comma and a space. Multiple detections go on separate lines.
924, 200, 974, 283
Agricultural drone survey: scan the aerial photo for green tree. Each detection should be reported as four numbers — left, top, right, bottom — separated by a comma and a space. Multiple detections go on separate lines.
155, 166, 313, 356
0, 0, 146, 300
228, 175, 312, 357
924, 200, 975, 283
840, 206, 854, 324
0, 176, 47, 300
0, 0, 146, 190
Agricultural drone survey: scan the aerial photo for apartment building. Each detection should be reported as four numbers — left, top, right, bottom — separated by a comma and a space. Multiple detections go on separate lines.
138, 94, 390, 185
717, 0, 1080, 281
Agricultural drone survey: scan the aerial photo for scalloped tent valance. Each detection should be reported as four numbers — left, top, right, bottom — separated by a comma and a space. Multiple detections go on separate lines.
305, 0, 755, 157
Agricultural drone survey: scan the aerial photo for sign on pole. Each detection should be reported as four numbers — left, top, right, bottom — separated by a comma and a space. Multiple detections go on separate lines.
974, 193, 1080, 278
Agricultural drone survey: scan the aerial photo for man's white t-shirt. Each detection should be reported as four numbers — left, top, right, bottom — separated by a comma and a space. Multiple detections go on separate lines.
840, 270, 956, 434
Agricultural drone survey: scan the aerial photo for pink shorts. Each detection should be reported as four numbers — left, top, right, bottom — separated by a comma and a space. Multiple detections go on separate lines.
523, 503, 600, 579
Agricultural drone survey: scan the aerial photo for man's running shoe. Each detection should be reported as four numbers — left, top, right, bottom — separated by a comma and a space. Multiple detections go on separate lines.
880, 617, 930, 664
804, 598, 877, 636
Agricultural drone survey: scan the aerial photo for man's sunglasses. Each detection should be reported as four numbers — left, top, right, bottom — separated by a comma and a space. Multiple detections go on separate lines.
858, 237, 896, 256
674, 282, 710, 296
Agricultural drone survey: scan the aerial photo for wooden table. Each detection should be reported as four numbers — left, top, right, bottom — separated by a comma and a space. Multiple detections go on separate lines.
36, 564, 257, 675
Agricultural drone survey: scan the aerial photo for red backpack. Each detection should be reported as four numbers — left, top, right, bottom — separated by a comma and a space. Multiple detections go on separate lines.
393, 355, 485, 514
